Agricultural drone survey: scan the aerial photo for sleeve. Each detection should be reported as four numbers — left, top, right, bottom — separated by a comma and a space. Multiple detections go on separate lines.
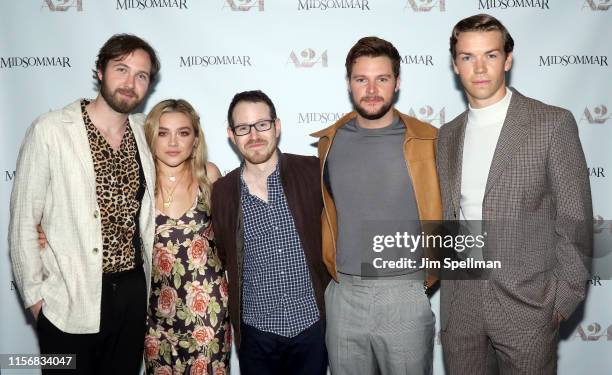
9, 119, 51, 308
548, 109, 593, 320
210, 181, 226, 266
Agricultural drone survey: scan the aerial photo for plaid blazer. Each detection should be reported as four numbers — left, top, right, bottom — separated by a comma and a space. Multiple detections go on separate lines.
436, 88, 593, 329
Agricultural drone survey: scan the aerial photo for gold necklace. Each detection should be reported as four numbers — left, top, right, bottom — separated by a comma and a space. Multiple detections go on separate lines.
161, 169, 179, 182
160, 168, 187, 208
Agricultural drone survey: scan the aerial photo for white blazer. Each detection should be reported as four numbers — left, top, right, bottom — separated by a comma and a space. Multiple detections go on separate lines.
9, 99, 155, 334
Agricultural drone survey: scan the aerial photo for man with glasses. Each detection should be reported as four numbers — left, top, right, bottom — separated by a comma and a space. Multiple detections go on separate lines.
211, 90, 330, 374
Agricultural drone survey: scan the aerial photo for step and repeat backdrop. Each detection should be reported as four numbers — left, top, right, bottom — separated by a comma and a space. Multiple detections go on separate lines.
1, 1, 610, 374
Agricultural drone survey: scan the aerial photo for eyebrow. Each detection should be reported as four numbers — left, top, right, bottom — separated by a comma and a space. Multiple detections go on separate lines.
158, 126, 192, 131
110, 62, 150, 76
352, 73, 393, 78
458, 48, 502, 55
235, 118, 271, 126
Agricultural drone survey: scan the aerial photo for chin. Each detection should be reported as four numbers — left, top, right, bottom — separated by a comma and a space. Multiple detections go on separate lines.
159, 158, 189, 167
246, 151, 274, 165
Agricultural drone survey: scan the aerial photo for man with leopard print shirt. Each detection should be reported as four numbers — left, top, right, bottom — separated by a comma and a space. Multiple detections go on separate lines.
9, 34, 160, 374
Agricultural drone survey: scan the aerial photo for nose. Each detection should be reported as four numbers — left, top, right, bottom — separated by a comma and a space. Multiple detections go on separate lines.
366, 81, 377, 95
123, 72, 136, 89
246, 125, 259, 138
474, 57, 486, 74
169, 132, 178, 146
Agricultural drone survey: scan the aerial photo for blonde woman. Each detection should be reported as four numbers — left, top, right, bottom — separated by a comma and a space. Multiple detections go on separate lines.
143, 99, 230, 374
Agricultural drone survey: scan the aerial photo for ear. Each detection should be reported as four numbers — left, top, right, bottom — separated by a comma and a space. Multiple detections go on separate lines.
274, 118, 281, 138
394, 76, 401, 93
346, 76, 351, 93
504, 52, 513, 72
452, 58, 459, 75
226, 127, 236, 145
97, 69, 103, 82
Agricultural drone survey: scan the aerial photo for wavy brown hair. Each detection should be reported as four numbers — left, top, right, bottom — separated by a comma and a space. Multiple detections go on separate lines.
144, 99, 211, 206
93, 33, 160, 85
345, 36, 401, 79
449, 14, 514, 59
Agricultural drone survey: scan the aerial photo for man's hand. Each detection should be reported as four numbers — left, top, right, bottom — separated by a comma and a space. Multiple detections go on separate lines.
30, 300, 43, 321
32, 226, 46, 322
37, 224, 47, 250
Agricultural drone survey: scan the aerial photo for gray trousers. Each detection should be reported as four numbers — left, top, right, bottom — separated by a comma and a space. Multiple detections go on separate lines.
325, 274, 435, 375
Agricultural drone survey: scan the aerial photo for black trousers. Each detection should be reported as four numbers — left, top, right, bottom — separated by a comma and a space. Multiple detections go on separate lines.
239, 320, 328, 375
37, 267, 147, 375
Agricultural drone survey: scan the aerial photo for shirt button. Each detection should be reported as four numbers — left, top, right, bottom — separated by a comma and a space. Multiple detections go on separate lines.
93, 210, 99, 218
93, 247, 99, 254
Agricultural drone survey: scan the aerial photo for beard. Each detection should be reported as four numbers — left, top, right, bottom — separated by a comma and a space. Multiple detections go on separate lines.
351, 94, 394, 121
241, 136, 277, 165
100, 79, 142, 114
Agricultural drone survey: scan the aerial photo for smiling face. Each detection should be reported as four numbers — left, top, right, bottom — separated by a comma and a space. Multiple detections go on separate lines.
228, 101, 280, 166
154, 111, 197, 169
349, 55, 399, 123
452, 30, 513, 109
98, 48, 152, 114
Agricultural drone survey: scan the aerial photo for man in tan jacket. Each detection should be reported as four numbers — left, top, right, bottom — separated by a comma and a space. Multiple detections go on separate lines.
311, 36, 442, 375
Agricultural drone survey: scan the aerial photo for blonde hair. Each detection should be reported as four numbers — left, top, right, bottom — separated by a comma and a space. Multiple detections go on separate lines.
144, 99, 212, 206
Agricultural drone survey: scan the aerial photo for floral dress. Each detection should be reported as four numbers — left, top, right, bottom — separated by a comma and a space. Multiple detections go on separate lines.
145, 191, 231, 375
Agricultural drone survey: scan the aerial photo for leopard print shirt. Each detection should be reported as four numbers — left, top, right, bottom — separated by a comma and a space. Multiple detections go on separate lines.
82, 99, 144, 273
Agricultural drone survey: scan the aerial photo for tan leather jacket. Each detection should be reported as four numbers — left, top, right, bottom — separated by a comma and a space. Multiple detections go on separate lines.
310, 109, 443, 287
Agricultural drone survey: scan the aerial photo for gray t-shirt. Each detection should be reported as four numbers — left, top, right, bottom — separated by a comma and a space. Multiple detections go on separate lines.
327, 116, 422, 277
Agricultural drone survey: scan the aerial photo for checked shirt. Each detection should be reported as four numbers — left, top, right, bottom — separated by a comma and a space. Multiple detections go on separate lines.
240, 163, 319, 338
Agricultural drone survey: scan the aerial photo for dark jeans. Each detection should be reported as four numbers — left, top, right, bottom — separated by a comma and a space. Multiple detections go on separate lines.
37, 267, 147, 374
239, 320, 328, 375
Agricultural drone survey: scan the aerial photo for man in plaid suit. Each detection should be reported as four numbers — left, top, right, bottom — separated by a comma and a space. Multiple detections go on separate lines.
437, 14, 593, 374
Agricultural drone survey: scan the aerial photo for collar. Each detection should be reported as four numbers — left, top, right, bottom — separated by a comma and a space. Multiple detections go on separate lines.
240, 151, 281, 196
310, 108, 436, 140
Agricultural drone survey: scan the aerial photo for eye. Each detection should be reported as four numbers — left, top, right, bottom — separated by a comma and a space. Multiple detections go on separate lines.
355, 78, 366, 84
180, 131, 191, 137
461, 56, 471, 62
236, 125, 250, 133
378, 77, 389, 83
158, 131, 167, 137
137, 73, 149, 81
116, 66, 127, 72
254, 120, 273, 131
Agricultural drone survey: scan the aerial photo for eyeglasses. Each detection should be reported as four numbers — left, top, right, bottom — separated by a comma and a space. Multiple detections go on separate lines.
231, 119, 275, 136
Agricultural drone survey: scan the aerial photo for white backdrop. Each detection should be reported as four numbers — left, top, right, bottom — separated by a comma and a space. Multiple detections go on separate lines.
1, 1, 610, 374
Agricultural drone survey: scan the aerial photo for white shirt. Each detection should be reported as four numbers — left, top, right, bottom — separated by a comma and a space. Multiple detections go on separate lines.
460, 89, 512, 221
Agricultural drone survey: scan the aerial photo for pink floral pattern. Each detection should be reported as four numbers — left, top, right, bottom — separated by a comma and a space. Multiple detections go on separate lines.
145, 192, 230, 374
154, 245, 176, 277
